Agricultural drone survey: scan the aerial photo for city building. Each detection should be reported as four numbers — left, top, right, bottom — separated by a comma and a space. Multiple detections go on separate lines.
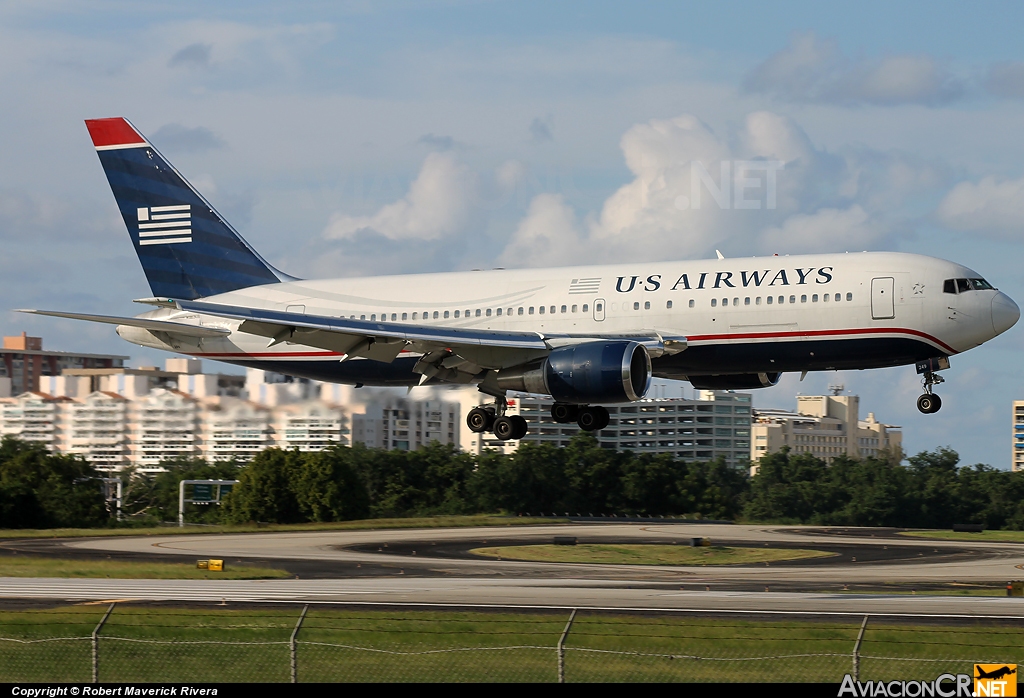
477, 390, 753, 466
750, 388, 901, 474
351, 398, 459, 451
1013, 400, 1024, 472
0, 332, 127, 396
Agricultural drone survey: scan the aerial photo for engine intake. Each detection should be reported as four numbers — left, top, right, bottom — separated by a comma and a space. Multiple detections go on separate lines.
688, 373, 781, 390
496, 340, 651, 404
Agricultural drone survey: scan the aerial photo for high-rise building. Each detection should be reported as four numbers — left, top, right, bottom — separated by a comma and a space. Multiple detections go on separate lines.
1012, 400, 1024, 472
750, 389, 901, 474
0, 332, 127, 396
474, 390, 753, 466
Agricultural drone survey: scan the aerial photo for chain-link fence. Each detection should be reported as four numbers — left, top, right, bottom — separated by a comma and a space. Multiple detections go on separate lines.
1, 602, 1021, 683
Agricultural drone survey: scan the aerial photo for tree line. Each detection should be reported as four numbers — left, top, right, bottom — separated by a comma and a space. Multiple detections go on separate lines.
2, 434, 1024, 530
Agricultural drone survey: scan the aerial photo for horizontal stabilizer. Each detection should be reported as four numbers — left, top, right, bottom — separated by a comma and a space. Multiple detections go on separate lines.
16, 309, 230, 338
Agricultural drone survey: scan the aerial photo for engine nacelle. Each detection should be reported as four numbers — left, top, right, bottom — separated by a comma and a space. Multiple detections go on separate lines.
496, 340, 652, 404
688, 373, 781, 390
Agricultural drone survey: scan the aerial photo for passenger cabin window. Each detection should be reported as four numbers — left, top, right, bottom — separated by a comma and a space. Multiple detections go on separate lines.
538, 306, 544, 314
633, 302, 640, 310
496, 308, 502, 316
583, 304, 590, 312
767, 296, 773, 305
402, 313, 408, 320
666, 300, 673, 309
454, 310, 460, 318
444, 310, 450, 319
550, 306, 556, 314
561, 305, 567, 313
572, 305, 578, 313
486, 309, 492, 317
433, 311, 439, 319
846, 293, 853, 301
688, 300, 694, 308
711, 298, 718, 307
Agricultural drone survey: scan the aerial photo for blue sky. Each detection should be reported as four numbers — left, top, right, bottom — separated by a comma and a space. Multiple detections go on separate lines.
3, 1, 1024, 467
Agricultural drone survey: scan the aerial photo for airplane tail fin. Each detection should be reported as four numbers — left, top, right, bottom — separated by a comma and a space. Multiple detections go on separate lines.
85, 117, 295, 300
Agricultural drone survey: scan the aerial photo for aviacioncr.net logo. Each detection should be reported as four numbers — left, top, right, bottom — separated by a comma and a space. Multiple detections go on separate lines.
839, 673, 974, 697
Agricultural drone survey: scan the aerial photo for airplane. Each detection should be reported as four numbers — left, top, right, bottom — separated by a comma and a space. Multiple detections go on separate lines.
18, 117, 1021, 441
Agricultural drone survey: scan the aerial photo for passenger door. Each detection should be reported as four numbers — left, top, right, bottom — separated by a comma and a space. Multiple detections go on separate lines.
871, 277, 895, 320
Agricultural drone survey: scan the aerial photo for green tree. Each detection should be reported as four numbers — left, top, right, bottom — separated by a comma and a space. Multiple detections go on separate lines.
0, 436, 109, 528
223, 448, 303, 524
294, 446, 370, 522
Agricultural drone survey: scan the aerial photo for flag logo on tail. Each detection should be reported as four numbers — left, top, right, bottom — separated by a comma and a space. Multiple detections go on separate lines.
137, 205, 191, 246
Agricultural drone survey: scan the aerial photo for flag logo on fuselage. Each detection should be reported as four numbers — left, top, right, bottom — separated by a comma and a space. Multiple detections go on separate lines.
137, 205, 191, 246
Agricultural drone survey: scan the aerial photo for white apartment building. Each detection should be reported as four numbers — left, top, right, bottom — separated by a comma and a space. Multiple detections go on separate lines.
351, 399, 459, 451
0, 392, 65, 449
129, 389, 201, 471
273, 401, 349, 452
199, 396, 273, 462
750, 390, 901, 474
464, 390, 752, 466
1013, 400, 1024, 472
62, 391, 129, 469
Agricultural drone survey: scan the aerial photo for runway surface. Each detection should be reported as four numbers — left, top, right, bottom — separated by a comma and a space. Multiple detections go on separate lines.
3, 523, 1024, 615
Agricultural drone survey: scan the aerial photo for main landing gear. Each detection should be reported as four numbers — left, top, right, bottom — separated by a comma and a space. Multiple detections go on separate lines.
550, 403, 610, 431
917, 371, 944, 414
466, 396, 528, 441
466, 399, 612, 441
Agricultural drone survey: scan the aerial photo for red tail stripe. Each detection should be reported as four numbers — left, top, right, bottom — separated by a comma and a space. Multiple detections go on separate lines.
687, 327, 957, 354
85, 118, 146, 148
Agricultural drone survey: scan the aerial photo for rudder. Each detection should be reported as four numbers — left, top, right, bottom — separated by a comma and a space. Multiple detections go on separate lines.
85, 117, 292, 300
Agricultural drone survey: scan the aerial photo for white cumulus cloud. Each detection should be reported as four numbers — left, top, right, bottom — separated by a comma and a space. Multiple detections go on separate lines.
937, 176, 1024, 238
744, 32, 963, 106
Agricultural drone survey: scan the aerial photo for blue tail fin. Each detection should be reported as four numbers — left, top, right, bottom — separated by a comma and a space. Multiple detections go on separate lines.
85, 117, 293, 300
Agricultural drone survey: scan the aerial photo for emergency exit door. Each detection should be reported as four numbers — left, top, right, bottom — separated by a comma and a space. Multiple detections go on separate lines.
871, 277, 895, 319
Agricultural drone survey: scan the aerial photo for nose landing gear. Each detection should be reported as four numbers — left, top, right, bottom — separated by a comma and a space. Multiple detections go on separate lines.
917, 371, 944, 414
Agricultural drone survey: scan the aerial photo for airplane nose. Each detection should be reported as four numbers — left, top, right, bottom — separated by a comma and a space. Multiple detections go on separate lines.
992, 292, 1020, 335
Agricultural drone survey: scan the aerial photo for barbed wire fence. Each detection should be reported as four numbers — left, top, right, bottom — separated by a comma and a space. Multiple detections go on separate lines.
1, 602, 1023, 683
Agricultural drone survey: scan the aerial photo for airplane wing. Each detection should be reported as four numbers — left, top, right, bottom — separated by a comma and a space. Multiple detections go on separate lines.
16, 309, 231, 338
175, 299, 686, 382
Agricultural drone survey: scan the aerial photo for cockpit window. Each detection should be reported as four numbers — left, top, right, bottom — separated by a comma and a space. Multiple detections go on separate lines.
943, 279, 956, 294
970, 278, 995, 290
956, 278, 972, 293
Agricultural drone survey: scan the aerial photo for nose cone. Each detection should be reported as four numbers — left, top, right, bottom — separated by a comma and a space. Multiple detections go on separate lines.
992, 292, 1020, 336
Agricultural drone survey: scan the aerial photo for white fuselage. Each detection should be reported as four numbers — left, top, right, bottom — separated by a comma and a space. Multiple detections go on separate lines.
117, 251, 1017, 386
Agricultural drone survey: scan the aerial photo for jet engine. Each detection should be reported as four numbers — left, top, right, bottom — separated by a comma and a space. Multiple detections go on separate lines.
496, 340, 651, 404
687, 373, 781, 390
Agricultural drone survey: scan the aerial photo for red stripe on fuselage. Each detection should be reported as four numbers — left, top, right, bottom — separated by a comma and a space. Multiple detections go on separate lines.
686, 327, 957, 354
192, 351, 344, 358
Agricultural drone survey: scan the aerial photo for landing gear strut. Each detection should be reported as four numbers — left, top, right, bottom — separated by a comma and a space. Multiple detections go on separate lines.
917, 371, 944, 414
467, 395, 527, 441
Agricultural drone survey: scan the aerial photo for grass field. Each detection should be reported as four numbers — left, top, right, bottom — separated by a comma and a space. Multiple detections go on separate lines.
901, 530, 1024, 543
0, 515, 560, 540
0, 556, 289, 579
0, 604, 1019, 682
469, 544, 833, 566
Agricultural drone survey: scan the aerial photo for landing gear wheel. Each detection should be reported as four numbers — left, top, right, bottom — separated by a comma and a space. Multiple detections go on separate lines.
550, 403, 579, 424
510, 415, 528, 440
493, 416, 516, 441
577, 406, 610, 431
467, 407, 494, 433
917, 393, 942, 414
